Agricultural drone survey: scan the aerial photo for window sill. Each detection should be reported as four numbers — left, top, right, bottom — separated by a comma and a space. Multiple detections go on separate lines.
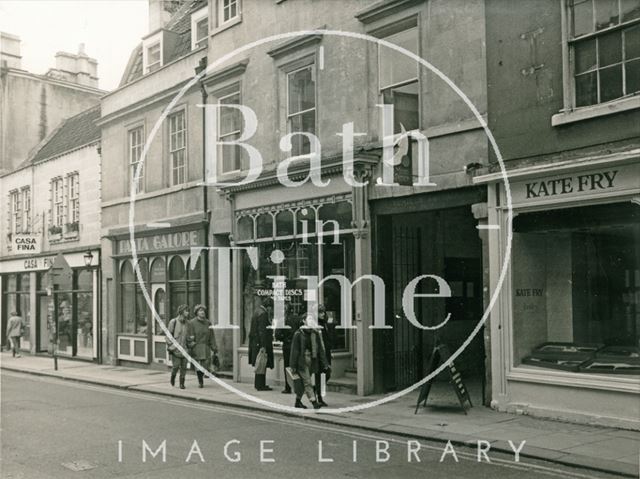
552, 95, 640, 126
507, 366, 640, 394
211, 16, 242, 36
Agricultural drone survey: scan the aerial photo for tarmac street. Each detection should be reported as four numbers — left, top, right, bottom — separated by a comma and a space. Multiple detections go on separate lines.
0, 370, 628, 479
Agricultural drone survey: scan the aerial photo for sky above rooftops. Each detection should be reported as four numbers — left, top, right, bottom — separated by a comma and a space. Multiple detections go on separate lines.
0, 0, 148, 91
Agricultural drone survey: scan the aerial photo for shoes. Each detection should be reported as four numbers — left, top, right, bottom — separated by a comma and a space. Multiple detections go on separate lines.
180, 384, 185, 390
255, 374, 272, 391
311, 400, 321, 410
15, 354, 21, 358
198, 383, 204, 388
295, 399, 307, 409
170, 375, 176, 387
318, 398, 328, 407
282, 388, 291, 394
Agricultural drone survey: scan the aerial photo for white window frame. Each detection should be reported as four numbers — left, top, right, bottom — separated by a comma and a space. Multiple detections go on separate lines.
142, 33, 163, 74
128, 126, 145, 194
9, 189, 21, 234
191, 7, 209, 50
218, 0, 240, 27
555, 0, 640, 125
51, 177, 65, 228
67, 173, 79, 224
21, 187, 31, 234
286, 63, 317, 157
217, 89, 242, 173
168, 109, 187, 185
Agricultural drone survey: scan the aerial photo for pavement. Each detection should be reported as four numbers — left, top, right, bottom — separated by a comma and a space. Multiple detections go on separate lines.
2, 353, 639, 478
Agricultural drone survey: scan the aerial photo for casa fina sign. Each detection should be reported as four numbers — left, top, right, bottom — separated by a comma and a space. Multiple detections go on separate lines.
11, 234, 41, 254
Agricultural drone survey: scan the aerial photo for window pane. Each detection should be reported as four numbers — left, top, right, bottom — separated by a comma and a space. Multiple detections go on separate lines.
197, 18, 208, 43
625, 25, 640, 60
318, 202, 352, 230
595, 0, 619, 30
77, 269, 92, 291
289, 110, 315, 156
626, 58, 640, 93
237, 216, 254, 241
288, 66, 315, 115
621, 0, 640, 21
122, 285, 135, 333
512, 204, 639, 374
57, 294, 73, 354
575, 38, 597, 73
121, 261, 134, 282
188, 256, 201, 280
379, 27, 418, 89
385, 81, 419, 133
219, 93, 241, 135
276, 210, 294, 237
599, 63, 623, 101
573, 0, 594, 36
256, 213, 273, 239
598, 30, 622, 66
76, 292, 93, 358
150, 258, 166, 283
169, 256, 186, 280
575, 71, 598, 106
297, 207, 316, 234
136, 288, 148, 334
222, 141, 241, 172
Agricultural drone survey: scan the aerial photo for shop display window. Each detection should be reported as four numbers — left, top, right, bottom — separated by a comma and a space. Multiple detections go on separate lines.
2, 273, 31, 350
512, 203, 640, 375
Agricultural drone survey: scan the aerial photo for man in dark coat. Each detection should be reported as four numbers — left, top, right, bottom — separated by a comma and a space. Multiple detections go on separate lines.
248, 296, 274, 391
189, 304, 217, 388
275, 303, 301, 394
314, 304, 333, 406
289, 311, 328, 409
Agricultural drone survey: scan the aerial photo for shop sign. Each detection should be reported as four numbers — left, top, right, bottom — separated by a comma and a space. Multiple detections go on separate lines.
255, 286, 304, 302
24, 256, 55, 271
118, 230, 204, 254
11, 234, 41, 254
511, 162, 640, 204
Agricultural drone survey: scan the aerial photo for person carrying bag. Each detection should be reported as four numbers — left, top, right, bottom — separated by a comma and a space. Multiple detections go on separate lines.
166, 304, 193, 389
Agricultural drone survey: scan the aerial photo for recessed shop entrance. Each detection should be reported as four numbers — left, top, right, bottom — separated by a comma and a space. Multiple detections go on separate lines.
375, 206, 484, 393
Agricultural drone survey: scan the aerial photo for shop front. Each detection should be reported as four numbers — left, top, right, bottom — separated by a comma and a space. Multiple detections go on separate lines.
0, 249, 100, 360
479, 155, 640, 428
231, 190, 357, 387
112, 227, 206, 367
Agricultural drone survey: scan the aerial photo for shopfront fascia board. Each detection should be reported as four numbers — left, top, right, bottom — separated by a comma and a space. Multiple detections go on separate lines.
0, 247, 100, 273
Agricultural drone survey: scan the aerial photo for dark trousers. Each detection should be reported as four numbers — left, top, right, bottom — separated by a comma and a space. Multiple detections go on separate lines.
282, 343, 291, 389
171, 355, 187, 382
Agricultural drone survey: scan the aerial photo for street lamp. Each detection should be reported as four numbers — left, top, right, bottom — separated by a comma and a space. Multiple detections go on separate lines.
83, 250, 93, 267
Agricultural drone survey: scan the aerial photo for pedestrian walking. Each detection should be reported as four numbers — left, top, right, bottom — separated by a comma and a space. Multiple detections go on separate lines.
7, 311, 24, 357
275, 303, 301, 394
248, 296, 274, 391
189, 304, 217, 388
314, 304, 333, 407
166, 304, 193, 389
289, 310, 328, 409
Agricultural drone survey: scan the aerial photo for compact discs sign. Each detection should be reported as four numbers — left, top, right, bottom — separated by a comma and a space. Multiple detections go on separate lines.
11, 234, 41, 254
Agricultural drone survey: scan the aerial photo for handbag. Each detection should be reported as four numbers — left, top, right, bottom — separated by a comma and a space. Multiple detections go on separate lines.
286, 367, 305, 396
255, 348, 268, 375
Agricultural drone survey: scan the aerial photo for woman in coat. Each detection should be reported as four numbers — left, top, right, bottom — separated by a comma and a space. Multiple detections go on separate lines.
248, 296, 274, 391
289, 311, 328, 409
188, 304, 217, 388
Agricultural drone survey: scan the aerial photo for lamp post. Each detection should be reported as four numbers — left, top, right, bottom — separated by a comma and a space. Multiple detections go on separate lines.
83, 250, 93, 267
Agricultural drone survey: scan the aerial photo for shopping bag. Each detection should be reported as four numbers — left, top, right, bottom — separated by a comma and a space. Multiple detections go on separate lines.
255, 349, 268, 375
286, 367, 305, 397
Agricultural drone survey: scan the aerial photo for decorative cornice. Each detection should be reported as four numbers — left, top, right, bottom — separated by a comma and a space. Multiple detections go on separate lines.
355, 0, 424, 24
219, 151, 380, 194
267, 32, 324, 59
202, 59, 250, 88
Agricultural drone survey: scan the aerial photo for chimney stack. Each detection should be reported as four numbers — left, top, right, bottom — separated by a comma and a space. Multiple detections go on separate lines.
149, 0, 172, 32
50, 44, 99, 88
0, 32, 22, 69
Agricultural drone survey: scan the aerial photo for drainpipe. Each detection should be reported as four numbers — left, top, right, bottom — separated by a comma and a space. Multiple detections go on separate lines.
195, 57, 209, 310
